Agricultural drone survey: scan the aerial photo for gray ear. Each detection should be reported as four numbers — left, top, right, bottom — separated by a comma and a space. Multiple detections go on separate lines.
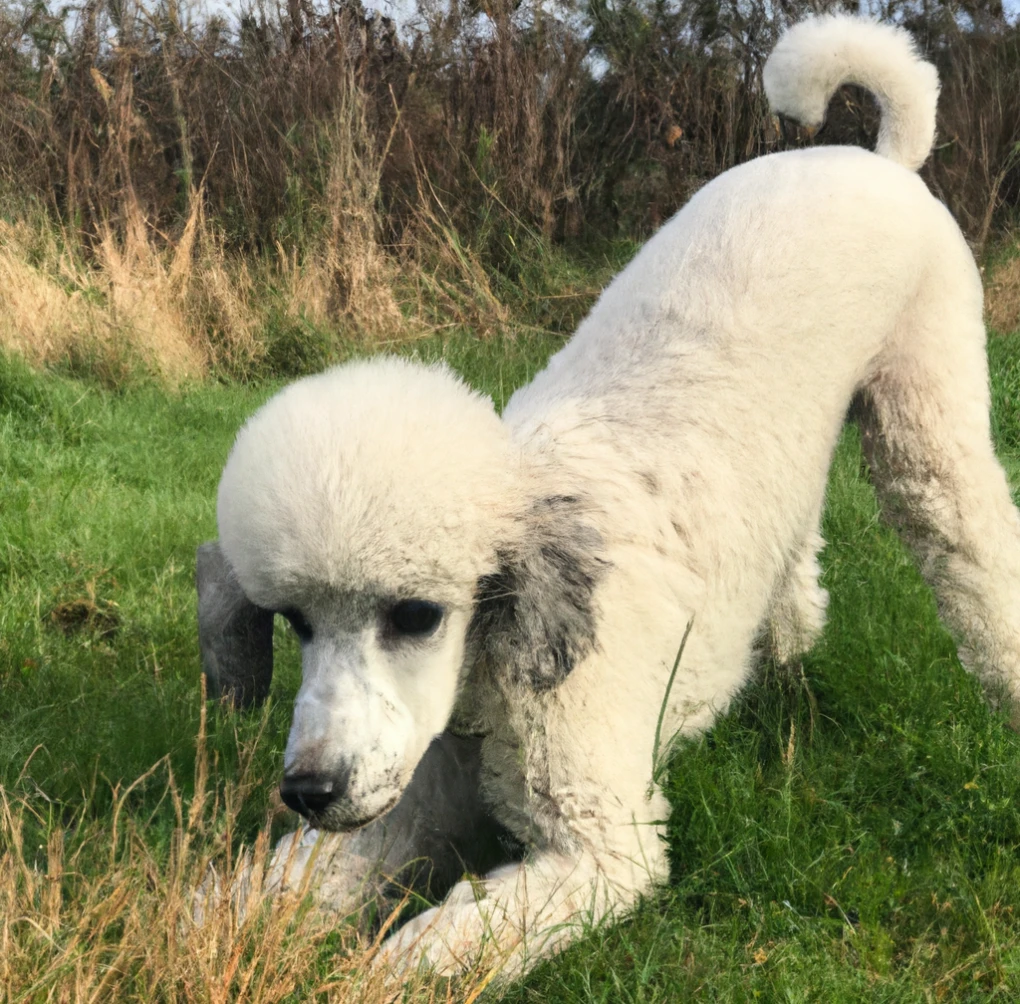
471, 496, 608, 691
196, 541, 275, 707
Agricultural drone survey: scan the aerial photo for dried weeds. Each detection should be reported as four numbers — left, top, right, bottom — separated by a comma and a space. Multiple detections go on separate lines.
0, 689, 499, 1002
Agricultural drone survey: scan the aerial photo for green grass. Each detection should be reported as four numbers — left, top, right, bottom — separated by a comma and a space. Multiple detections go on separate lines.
3, 330, 1020, 1000
0, 329, 563, 832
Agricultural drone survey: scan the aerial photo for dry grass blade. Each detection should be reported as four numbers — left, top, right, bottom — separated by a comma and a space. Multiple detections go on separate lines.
0, 713, 504, 1003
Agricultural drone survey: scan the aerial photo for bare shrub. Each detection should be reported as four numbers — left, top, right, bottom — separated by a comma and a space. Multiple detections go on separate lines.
2, 0, 1020, 379
925, 24, 1020, 253
304, 61, 404, 337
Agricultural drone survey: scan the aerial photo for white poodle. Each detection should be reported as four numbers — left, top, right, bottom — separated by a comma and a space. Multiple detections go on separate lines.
201, 14, 1020, 980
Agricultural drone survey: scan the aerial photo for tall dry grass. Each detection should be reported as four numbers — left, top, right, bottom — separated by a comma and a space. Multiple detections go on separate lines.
0, 206, 264, 382
0, 694, 497, 1002
3, 0, 1020, 378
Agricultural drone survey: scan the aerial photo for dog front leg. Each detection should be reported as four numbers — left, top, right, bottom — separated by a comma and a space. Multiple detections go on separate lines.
374, 843, 653, 980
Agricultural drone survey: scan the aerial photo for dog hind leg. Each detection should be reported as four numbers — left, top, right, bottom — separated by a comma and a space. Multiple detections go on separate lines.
856, 312, 1020, 726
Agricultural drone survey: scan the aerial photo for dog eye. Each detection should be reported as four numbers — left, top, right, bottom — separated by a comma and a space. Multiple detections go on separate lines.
280, 608, 313, 643
388, 600, 444, 638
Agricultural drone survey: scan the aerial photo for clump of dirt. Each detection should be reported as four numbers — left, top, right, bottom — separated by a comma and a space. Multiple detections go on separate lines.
47, 565, 121, 641
49, 597, 120, 640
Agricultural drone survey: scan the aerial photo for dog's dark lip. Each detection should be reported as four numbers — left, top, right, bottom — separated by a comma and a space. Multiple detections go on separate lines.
309, 793, 402, 832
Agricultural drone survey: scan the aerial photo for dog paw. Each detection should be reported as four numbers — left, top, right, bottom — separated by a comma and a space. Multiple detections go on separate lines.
191, 827, 346, 928
374, 893, 501, 978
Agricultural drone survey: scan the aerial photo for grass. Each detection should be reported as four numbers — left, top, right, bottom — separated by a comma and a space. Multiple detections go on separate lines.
3, 327, 1020, 1000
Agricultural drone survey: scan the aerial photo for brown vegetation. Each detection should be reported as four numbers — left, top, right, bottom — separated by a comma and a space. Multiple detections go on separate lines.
0, 693, 498, 1002
1, 0, 1020, 377
986, 244, 1020, 332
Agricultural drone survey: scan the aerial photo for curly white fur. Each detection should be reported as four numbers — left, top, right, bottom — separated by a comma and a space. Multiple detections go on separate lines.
211, 14, 1020, 982
763, 15, 939, 171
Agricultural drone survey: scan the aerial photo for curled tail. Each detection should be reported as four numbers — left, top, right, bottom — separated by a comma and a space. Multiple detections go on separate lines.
763, 14, 939, 172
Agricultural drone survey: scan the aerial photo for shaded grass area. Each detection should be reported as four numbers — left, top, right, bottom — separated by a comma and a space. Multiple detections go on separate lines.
3, 331, 1020, 999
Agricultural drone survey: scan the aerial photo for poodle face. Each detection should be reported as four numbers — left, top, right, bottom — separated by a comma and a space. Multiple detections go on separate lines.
217, 358, 521, 830
275, 590, 477, 829
216, 357, 608, 831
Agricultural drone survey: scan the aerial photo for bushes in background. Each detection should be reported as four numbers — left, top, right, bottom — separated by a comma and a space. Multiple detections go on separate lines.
1, 0, 1019, 378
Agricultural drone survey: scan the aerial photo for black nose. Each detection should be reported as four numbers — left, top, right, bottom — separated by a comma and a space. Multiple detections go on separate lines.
279, 774, 337, 818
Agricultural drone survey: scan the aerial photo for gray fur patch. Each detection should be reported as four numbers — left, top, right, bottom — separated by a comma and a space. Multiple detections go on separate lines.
671, 519, 690, 545
470, 496, 609, 691
638, 470, 661, 496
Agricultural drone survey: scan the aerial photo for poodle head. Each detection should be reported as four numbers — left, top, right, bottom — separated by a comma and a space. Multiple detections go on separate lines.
217, 357, 606, 831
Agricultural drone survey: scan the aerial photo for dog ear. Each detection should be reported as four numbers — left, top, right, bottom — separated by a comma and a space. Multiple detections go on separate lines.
196, 540, 275, 707
471, 497, 607, 691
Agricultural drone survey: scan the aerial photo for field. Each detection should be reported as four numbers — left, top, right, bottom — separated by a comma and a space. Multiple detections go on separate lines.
3, 316, 1020, 1002
3, 0, 1020, 997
